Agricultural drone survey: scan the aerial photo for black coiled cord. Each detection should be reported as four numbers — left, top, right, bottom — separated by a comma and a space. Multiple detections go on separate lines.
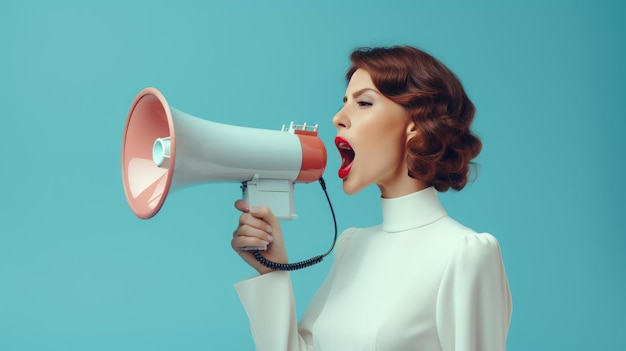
252, 177, 337, 271
252, 251, 325, 271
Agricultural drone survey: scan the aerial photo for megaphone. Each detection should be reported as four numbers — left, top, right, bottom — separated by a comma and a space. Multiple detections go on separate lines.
121, 87, 327, 221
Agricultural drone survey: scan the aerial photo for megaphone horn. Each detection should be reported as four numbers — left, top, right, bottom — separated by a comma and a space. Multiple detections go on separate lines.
121, 87, 327, 221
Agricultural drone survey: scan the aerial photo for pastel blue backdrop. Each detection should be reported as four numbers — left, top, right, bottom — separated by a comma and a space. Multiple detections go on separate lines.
1, 1, 624, 350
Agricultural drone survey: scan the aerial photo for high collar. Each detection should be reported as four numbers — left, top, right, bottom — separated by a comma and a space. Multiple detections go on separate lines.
381, 187, 447, 233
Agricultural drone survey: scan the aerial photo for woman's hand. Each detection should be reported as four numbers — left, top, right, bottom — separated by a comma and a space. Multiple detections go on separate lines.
231, 200, 288, 275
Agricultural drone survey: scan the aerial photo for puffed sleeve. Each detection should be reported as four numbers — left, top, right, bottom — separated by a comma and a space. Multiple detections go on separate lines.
235, 228, 357, 351
436, 233, 513, 351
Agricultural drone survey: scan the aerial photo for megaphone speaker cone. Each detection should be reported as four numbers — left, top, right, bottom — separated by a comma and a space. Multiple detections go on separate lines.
121, 88, 176, 219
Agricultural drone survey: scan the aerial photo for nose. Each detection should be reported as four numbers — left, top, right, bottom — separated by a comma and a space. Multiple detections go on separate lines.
332, 106, 349, 129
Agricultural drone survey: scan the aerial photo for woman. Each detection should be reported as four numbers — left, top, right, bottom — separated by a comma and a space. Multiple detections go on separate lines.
231, 45, 512, 350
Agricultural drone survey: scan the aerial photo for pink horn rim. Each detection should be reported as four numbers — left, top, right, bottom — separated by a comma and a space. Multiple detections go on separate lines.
121, 87, 176, 219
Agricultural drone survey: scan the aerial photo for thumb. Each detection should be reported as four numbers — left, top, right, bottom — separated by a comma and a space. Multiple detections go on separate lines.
234, 199, 250, 213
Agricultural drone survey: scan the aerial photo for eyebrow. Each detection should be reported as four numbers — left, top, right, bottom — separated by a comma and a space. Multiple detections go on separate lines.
343, 88, 380, 103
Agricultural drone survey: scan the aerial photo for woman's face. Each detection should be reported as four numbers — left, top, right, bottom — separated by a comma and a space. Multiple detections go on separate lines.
333, 68, 423, 198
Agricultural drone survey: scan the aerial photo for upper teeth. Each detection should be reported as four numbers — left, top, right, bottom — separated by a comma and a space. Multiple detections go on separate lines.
338, 142, 351, 150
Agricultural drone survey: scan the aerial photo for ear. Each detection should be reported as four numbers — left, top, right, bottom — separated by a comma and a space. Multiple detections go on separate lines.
405, 121, 418, 142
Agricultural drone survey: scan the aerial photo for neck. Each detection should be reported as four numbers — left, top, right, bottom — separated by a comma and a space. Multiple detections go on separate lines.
378, 178, 428, 199
381, 187, 447, 232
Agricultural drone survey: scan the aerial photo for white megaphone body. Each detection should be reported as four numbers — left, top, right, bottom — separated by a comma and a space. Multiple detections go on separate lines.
121, 87, 327, 221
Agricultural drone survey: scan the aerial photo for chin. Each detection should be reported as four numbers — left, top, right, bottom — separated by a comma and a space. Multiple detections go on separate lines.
341, 177, 367, 195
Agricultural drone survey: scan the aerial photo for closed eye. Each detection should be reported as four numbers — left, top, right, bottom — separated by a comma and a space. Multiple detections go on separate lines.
357, 101, 372, 107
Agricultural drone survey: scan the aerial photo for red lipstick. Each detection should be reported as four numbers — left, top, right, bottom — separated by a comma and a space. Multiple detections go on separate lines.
335, 136, 354, 179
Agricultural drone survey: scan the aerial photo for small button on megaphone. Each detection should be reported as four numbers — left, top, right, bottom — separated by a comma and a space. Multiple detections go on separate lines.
121, 87, 327, 220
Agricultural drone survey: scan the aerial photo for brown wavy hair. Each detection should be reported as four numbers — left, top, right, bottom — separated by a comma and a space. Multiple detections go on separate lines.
347, 46, 482, 192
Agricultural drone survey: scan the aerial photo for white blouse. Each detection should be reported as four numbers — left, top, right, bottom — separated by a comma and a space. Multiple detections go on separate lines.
236, 187, 512, 350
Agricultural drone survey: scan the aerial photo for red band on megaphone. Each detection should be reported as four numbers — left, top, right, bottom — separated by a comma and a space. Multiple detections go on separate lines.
295, 134, 327, 183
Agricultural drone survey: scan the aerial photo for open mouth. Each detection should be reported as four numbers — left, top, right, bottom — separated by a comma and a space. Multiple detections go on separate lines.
335, 136, 355, 179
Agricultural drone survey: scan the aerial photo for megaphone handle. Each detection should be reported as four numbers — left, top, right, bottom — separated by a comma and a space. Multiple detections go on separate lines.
241, 177, 297, 221
251, 178, 338, 271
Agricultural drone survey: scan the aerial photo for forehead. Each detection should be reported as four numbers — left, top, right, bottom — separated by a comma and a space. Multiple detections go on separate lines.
347, 68, 376, 91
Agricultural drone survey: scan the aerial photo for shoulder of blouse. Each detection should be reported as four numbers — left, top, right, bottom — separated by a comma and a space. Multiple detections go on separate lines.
450, 232, 503, 269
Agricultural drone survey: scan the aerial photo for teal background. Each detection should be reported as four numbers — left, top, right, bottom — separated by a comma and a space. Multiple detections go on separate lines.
1, 0, 624, 350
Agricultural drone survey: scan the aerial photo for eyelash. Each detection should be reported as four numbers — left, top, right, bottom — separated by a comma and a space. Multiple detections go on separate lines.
357, 101, 372, 107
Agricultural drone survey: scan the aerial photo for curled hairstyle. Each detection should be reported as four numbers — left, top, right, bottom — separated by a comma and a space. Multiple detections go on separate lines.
347, 46, 482, 192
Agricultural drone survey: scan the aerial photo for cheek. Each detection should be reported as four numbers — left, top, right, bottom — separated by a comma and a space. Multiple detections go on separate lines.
354, 108, 409, 163
359, 134, 405, 176
369, 123, 406, 156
